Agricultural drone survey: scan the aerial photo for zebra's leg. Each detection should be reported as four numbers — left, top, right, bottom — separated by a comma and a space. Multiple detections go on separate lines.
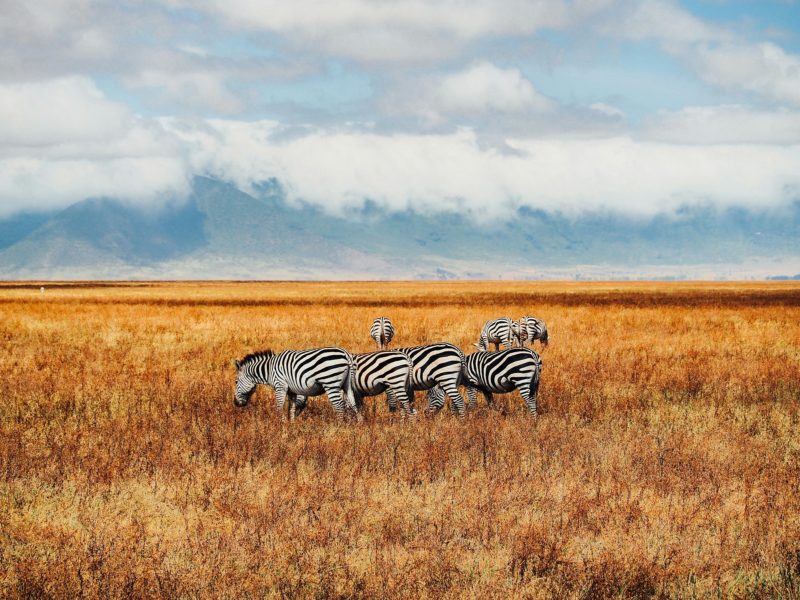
388, 387, 414, 417
467, 385, 478, 409
441, 378, 466, 417
387, 389, 398, 413
512, 375, 538, 416
274, 384, 289, 421
294, 395, 308, 418
326, 385, 362, 422
288, 391, 297, 421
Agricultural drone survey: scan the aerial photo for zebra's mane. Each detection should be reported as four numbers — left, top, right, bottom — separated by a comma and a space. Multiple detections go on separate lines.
238, 349, 274, 366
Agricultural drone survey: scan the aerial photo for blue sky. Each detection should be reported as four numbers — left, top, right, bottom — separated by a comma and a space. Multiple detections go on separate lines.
0, 0, 798, 219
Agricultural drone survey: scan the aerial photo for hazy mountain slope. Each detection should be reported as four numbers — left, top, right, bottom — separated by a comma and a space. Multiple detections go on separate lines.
0, 176, 797, 279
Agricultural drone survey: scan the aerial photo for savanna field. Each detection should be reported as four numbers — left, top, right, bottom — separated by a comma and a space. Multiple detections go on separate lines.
1, 281, 799, 599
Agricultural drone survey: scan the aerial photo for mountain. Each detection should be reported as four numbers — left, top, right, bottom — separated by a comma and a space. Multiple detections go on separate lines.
0, 176, 798, 279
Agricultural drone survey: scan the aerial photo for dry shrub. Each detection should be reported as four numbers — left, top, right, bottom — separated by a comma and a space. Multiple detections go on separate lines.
1, 280, 799, 599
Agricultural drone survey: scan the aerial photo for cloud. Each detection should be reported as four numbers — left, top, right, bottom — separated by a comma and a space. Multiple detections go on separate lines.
692, 42, 800, 107
641, 105, 800, 144
436, 62, 553, 114
378, 62, 554, 128
0, 77, 133, 146
178, 0, 582, 63
166, 119, 800, 221
597, 0, 800, 107
609, 0, 728, 45
0, 77, 189, 217
124, 69, 245, 115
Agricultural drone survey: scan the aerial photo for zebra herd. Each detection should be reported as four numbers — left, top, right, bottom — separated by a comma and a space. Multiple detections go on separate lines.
234, 316, 547, 420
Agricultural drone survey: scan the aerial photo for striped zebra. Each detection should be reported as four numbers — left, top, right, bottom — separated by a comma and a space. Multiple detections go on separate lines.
234, 347, 357, 420
428, 348, 542, 416
394, 343, 467, 416
476, 317, 518, 351
370, 316, 395, 350
349, 351, 415, 416
517, 316, 549, 347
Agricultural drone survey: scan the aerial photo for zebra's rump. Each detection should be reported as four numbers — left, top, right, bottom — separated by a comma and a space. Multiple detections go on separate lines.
465, 348, 541, 393
370, 317, 395, 345
352, 351, 411, 396
479, 317, 517, 348
397, 343, 464, 389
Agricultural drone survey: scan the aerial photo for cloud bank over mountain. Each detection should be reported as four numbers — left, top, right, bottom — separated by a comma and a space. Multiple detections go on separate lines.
0, 0, 798, 261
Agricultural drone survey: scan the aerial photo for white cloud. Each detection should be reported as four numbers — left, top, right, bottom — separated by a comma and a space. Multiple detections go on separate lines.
436, 62, 553, 114
0, 77, 189, 216
125, 69, 245, 115
177, 0, 581, 63
166, 119, 800, 220
0, 77, 135, 147
610, 0, 728, 45
378, 62, 554, 127
589, 102, 624, 118
642, 105, 800, 144
692, 42, 800, 106
597, 1, 800, 107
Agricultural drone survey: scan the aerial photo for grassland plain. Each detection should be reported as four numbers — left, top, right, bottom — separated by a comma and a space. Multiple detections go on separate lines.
1, 281, 799, 599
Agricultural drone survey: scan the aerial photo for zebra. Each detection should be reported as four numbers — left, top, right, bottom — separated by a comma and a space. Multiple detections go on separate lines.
427, 348, 542, 416
234, 347, 358, 420
370, 316, 395, 350
393, 343, 468, 416
517, 315, 549, 348
476, 317, 518, 351
343, 351, 415, 416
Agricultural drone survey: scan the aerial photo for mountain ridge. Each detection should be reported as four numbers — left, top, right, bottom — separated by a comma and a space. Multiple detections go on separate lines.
0, 176, 798, 280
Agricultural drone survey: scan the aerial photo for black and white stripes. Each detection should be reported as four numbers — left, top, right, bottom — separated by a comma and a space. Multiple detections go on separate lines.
476, 317, 518, 351
233, 314, 548, 420
463, 348, 542, 415
234, 347, 357, 420
517, 315, 548, 347
370, 317, 395, 350
396, 343, 467, 416
351, 350, 415, 415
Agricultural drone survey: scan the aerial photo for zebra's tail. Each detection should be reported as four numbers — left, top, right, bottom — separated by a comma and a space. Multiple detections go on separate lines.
344, 354, 362, 421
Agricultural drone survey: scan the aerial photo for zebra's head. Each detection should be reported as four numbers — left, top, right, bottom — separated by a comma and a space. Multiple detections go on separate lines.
540, 326, 549, 347
233, 351, 271, 407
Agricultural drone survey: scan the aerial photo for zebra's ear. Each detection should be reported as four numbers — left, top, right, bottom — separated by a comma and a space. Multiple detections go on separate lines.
234, 359, 241, 369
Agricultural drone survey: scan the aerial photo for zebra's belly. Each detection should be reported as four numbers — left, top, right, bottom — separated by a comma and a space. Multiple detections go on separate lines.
481, 379, 516, 394
290, 382, 325, 397
357, 380, 389, 397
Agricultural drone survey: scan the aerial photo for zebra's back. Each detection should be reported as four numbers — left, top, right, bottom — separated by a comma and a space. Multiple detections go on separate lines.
352, 351, 412, 396
274, 347, 352, 391
397, 342, 464, 389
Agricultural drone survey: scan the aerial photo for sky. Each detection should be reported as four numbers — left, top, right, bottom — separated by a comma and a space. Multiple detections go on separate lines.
0, 0, 799, 221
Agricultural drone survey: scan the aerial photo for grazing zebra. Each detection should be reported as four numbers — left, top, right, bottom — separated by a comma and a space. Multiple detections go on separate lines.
234, 347, 357, 420
370, 316, 395, 350
476, 317, 518, 351
394, 343, 468, 416
517, 315, 549, 347
346, 351, 415, 416
428, 348, 542, 416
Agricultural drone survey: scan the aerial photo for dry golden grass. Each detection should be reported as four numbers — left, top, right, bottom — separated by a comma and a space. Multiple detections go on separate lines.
1, 280, 799, 598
